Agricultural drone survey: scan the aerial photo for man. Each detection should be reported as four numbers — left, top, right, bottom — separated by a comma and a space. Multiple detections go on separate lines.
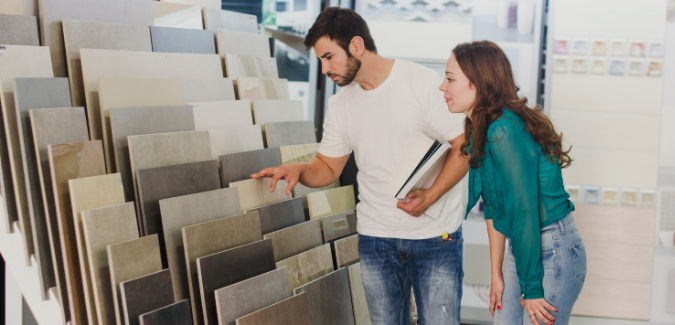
252, 7, 469, 325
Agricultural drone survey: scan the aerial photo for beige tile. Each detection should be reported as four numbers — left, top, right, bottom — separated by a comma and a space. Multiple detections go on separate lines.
153, 2, 203, 30
229, 178, 291, 212
573, 205, 655, 245
189, 100, 253, 130
224, 54, 278, 79
236, 77, 289, 100
584, 242, 653, 284
206, 126, 264, 158
160, 0, 220, 10
216, 29, 270, 57
0, 0, 23, 15
203, 8, 258, 33
252, 99, 304, 126
263, 219, 323, 262
181, 78, 235, 103
572, 279, 651, 320
561, 148, 658, 189
276, 244, 334, 291
280, 143, 320, 165
347, 263, 372, 325
334, 234, 359, 268
308, 185, 356, 220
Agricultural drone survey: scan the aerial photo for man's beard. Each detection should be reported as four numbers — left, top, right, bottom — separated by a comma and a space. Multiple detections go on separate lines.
329, 56, 361, 87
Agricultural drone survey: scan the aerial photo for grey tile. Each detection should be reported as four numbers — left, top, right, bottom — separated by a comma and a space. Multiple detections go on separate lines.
463, 244, 491, 286
219, 148, 280, 186
139, 299, 193, 325
215, 268, 292, 325
120, 269, 174, 325
321, 210, 357, 243
202, 8, 258, 33
190, 100, 252, 131
265, 121, 316, 148
235, 293, 311, 325
181, 78, 236, 102
0, 14, 39, 45
293, 268, 355, 325
197, 239, 275, 325
150, 26, 216, 54
246, 197, 305, 235
251, 99, 304, 127
276, 244, 334, 291
263, 219, 322, 262
216, 29, 270, 58
347, 263, 371, 325
334, 234, 359, 268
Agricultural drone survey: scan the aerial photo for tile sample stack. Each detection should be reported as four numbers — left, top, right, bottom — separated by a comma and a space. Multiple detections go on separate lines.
0, 13, 39, 45
229, 178, 291, 212
120, 269, 174, 325
236, 77, 290, 101
334, 234, 359, 268
247, 197, 305, 235
347, 263, 372, 325
218, 148, 281, 187
150, 26, 216, 54
152, 2, 203, 30
139, 299, 193, 325
263, 219, 323, 262
265, 121, 316, 148
203, 8, 258, 33
235, 293, 311, 325
190, 100, 253, 130
308, 185, 357, 220
276, 244, 334, 290
293, 268, 356, 325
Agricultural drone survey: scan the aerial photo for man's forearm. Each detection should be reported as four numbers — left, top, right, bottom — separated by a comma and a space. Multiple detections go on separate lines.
295, 157, 341, 188
426, 144, 470, 202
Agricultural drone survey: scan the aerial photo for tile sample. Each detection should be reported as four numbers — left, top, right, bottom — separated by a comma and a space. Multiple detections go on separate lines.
215, 268, 292, 325
347, 263, 372, 325
82, 203, 139, 325
0, 13, 39, 45
265, 121, 316, 148
219, 147, 280, 187
252, 99, 304, 127
69, 173, 126, 325
120, 269, 174, 325
293, 268, 355, 325
247, 197, 305, 235
150, 26, 216, 54
153, 2, 203, 30
39, 0, 153, 77
139, 299, 193, 325
182, 211, 262, 325
236, 77, 289, 100
160, 0, 220, 10
235, 293, 311, 325
109, 105, 195, 201
197, 239, 275, 325
62, 19, 152, 107
108, 235, 163, 325
229, 178, 291, 212
322, 210, 357, 243
216, 29, 270, 57
334, 234, 359, 268
203, 8, 258, 33
136, 160, 221, 236
0, 0, 23, 15
190, 100, 252, 131
206, 126, 264, 158
158, 187, 241, 301
263, 219, 323, 262
224, 54, 278, 79
48, 141, 106, 325
308, 185, 356, 220
276, 244, 334, 290
572, 279, 651, 320
181, 78, 236, 103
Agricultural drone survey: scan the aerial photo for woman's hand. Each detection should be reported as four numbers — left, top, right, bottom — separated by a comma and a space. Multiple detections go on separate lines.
521, 298, 558, 325
488, 275, 504, 317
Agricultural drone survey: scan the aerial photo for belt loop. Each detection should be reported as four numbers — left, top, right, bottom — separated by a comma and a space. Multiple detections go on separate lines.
559, 219, 565, 235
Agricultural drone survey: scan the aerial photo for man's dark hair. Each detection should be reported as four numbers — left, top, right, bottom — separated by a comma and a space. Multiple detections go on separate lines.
304, 7, 377, 55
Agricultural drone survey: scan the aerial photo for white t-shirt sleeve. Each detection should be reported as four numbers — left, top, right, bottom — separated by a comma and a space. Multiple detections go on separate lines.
318, 95, 352, 158
423, 73, 466, 142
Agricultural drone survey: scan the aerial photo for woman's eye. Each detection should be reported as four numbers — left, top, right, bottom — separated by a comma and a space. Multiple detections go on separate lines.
446, 78, 453, 82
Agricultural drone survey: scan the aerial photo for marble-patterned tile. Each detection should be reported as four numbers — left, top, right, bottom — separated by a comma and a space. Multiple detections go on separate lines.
206, 126, 264, 158
252, 99, 304, 127
139, 299, 193, 325
69, 173, 126, 325
109, 105, 196, 201
322, 210, 357, 243
216, 29, 270, 58
308, 185, 356, 220
293, 268, 355, 325
108, 235, 163, 325
189, 100, 252, 131
229, 178, 291, 212
334, 234, 359, 268
265, 121, 316, 148
263, 219, 322, 262
153, 2, 202, 30
235, 293, 311, 325
219, 148, 280, 188
182, 211, 262, 325
347, 263, 372, 325
246, 197, 305, 235
81, 202, 139, 325
197, 239, 275, 325
158, 188, 241, 301
150, 26, 216, 54
203, 8, 258, 33
215, 268, 292, 325
236, 78, 289, 101
120, 269, 174, 325
276, 244, 334, 291
160, 0, 220, 10
48, 141, 106, 325
0, 14, 39, 45
224, 54, 278, 79
181, 78, 236, 103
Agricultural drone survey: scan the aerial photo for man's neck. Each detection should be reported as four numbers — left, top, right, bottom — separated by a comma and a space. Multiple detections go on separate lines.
353, 53, 395, 91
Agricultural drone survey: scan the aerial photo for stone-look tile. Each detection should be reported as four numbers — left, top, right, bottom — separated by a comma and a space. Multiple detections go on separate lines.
215, 268, 292, 325
153, 2, 202, 30
236, 78, 289, 101
197, 239, 275, 325
150, 26, 216, 54
81, 203, 139, 325
0, 14, 39, 45
263, 219, 323, 262
203, 8, 258, 33
293, 268, 355, 325
109, 105, 196, 201
206, 126, 264, 158
265, 121, 316, 148
224, 54, 278, 79
40, 0, 153, 77
308, 186, 356, 220
190, 100, 252, 131
276, 244, 334, 291
108, 235, 163, 325
216, 29, 270, 58
229, 178, 291, 212
0, 0, 23, 15
347, 263, 372, 325
235, 293, 311, 325
181, 78, 236, 103
62, 20, 152, 108
48, 141, 106, 325
158, 188, 241, 301
182, 211, 262, 325
136, 160, 220, 237
160, 0, 220, 10
139, 299, 193, 325
69, 173, 126, 325
120, 269, 174, 325
322, 210, 357, 243
246, 197, 305, 235
219, 148, 280, 187
334, 234, 359, 268
252, 99, 304, 128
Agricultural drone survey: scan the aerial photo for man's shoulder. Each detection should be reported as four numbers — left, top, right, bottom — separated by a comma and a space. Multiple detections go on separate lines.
396, 59, 443, 81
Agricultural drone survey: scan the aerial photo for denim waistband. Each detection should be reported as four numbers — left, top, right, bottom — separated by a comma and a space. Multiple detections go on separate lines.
541, 213, 574, 233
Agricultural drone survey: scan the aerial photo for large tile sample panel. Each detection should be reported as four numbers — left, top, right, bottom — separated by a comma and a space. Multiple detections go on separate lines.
0, 0, 23, 15
181, 78, 236, 103
39, 0, 153, 77
229, 178, 291, 212
182, 211, 262, 325
108, 235, 163, 325
236, 77, 289, 100
160, 0, 220, 10
48, 141, 106, 325
139, 299, 193, 325
197, 239, 275, 325
214, 268, 291, 325
153, 2, 202, 30
120, 269, 174, 325
150, 26, 216, 54
265, 121, 316, 148
334, 234, 359, 268
0, 14, 39, 45
235, 293, 311, 325
203, 8, 258, 33
62, 20, 152, 107
158, 188, 241, 301
224, 54, 278, 79
216, 29, 270, 57
247, 197, 305, 235
219, 148, 280, 187
293, 268, 356, 325
252, 99, 304, 127
205, 126, 264, 158
347, 263, 372, 325
190, 100, 252, 130
308, 186, 356, 220
276, 244, 334, 290
263, 219, 322, 262
322, 210, 357, 243
81, 203, 139, 325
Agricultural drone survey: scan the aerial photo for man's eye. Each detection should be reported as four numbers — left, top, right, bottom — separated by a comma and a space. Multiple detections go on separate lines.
327, 56, 332, 60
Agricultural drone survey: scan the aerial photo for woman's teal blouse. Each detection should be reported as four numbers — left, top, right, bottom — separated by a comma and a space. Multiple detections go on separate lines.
465, 109, 575, 299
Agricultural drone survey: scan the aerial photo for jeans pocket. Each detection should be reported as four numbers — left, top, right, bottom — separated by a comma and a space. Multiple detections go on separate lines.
569, 241, 587, 282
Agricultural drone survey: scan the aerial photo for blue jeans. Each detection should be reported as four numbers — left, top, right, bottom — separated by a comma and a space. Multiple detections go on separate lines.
496, 214, 586, 325
358, 227, 464, 325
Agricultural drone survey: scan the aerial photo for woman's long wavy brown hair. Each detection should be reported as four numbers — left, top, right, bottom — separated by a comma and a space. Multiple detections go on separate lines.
454, 40, 572, 169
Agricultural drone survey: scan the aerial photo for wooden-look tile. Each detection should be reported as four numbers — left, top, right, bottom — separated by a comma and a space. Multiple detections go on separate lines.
219, 148, 281, 188
139, 299, 193, 325
263, 219, 323, 262
276, 244, 334, 291
224, 54, 278, 79
322, 210, 357, 243
190, 100, 252, 130
0, 13, 39, 45
347, 263, 372, 325
572, 279, 651, 320
236, 78, 289, 101
334, 234, 359, 268
265, 121, 315, 148
120, 269, 174, 325
229, 178, 291, 212
308, 185, 356, 220
573, 204, 656, 245
203, 8, 258, 33
293, 268, 355, 325
153, 2, 203, 30
206, 126, 264, 158
235, 293, 311, 325
150, 26, 216, 54
584, 242, 654, 284
216, 29, 270, 57
246, 197, 305, 235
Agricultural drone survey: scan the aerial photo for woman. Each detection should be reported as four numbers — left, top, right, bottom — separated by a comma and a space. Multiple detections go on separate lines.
439, 40, 586, 325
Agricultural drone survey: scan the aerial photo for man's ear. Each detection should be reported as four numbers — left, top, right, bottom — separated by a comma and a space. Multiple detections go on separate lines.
349, 36, 366, 57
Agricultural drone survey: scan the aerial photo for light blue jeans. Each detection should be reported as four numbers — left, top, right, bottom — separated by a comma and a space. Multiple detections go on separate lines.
358, 227, 464, 325
496, 214, 586, 325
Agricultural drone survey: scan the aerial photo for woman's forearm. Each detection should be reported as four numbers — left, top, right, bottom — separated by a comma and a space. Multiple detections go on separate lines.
486, 219, 506, 278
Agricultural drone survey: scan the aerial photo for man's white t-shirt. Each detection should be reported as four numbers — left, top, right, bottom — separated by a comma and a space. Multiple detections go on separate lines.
318, 59, 468, 240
